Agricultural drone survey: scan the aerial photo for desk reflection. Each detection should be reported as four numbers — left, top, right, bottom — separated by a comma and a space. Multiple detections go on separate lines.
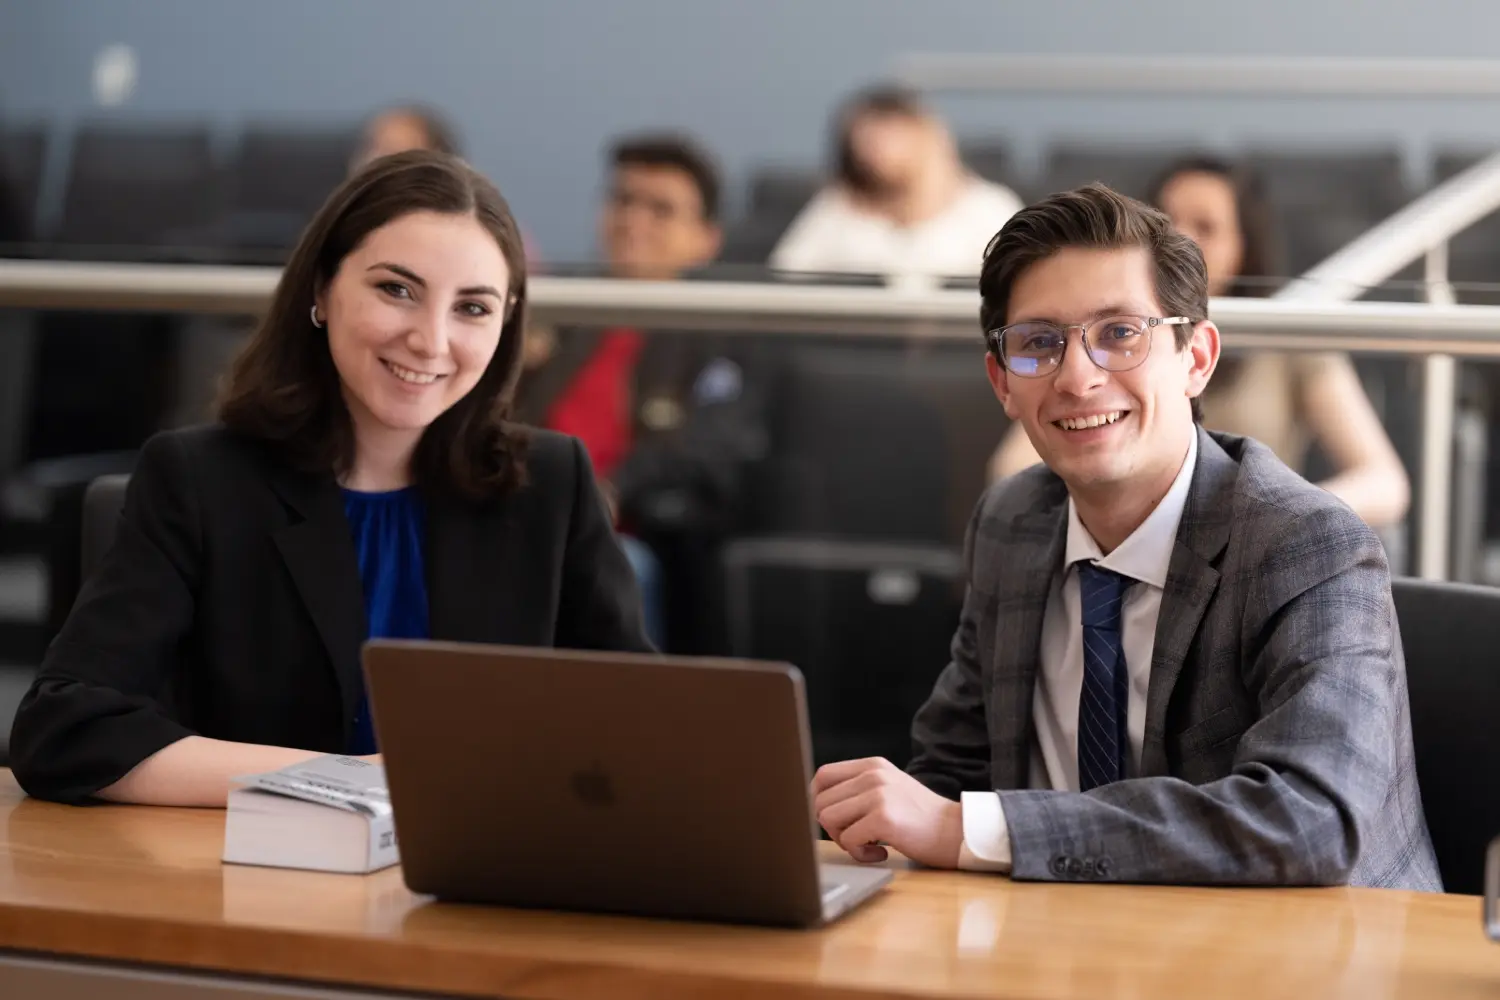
3, 790, 411, 935
813, 860, 1412, 1000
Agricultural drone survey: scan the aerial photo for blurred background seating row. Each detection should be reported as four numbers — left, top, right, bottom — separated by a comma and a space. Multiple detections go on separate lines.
5, 121, 1499, 291
0, 122, 355, 261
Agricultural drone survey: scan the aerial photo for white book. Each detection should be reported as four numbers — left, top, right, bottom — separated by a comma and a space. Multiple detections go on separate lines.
222, 755, 398, 874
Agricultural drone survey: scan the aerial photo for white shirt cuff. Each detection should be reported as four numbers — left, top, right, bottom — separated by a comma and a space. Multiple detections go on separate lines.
957, 791, 1012, 872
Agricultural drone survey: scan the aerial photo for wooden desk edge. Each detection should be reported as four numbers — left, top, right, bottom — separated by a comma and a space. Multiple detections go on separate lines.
0, 904, 899, 1000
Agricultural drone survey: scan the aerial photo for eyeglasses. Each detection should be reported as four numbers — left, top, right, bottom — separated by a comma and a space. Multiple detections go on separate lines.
987, 315, 1193, 379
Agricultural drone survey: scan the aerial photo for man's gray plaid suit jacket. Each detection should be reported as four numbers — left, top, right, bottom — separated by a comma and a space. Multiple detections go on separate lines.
908, 427, 1442, 890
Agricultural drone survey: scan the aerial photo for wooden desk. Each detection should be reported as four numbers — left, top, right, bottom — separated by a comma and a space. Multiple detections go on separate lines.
0, 770, 1496, 999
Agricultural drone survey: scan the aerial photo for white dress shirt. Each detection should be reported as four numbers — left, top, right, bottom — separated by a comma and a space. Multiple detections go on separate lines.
957, 432, 1199, 871
768, 179, 1023, 282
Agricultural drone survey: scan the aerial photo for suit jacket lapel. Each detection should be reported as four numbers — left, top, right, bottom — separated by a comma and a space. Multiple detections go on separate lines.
268, 464, 366, 737
1141, 427, 1234, 775
990, 480, 1068, 790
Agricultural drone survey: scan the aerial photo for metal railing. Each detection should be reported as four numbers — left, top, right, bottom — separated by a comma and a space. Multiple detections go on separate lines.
3, 259, 1500, 580
2, 258, 1500, 349
893, 54, 1500, 97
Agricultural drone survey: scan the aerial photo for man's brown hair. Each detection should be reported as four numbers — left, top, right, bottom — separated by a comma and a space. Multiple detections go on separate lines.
979, 182, 1210, 421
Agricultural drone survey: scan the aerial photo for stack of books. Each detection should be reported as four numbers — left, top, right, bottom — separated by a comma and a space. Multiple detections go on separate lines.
222, 755, 398, 874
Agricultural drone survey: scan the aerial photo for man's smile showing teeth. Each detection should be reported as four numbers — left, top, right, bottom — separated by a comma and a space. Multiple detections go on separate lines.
1055, 411, 1125, 431
382, 359, 443, 385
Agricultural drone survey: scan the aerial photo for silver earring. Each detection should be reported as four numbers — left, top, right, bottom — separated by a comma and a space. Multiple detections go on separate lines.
310, 304, 323, 328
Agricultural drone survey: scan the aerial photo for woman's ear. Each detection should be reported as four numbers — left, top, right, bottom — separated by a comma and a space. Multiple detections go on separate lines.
312, 284, 329, 326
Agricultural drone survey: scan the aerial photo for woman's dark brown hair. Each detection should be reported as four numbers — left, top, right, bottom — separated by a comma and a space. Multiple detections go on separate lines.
979, 183, 1210, 421
219, 149, 529, 499
832, 84, 927, 196
1147, 156, 1282, 390
1147, 155, 1283, 298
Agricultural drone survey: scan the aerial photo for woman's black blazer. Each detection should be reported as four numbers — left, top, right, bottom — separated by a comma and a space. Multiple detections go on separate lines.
9, 425, 652, 803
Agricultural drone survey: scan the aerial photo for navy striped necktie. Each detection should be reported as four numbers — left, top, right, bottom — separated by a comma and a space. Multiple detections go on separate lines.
1077, 561, 1133, 792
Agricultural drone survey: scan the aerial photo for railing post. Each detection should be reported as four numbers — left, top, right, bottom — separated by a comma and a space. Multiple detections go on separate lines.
1418, 243, 1457, 580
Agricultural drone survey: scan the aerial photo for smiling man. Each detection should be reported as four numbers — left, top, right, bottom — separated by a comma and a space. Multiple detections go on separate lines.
812, 183, 1441, 890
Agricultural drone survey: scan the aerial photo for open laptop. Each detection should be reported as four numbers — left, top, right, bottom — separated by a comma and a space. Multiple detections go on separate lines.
362, 641, 893, 928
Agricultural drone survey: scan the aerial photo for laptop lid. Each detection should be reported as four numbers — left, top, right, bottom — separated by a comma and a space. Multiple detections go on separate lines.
363, 641, 830, 927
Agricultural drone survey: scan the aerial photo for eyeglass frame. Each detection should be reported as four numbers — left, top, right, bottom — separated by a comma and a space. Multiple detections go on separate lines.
985, 315, 1195, 379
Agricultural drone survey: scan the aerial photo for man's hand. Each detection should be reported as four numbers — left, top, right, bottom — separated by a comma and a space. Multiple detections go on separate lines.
811, 757, 964, 868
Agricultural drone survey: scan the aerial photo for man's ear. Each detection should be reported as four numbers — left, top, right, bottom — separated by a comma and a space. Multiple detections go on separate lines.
985, 351, 1020, 420
1185, 320, 1220, 403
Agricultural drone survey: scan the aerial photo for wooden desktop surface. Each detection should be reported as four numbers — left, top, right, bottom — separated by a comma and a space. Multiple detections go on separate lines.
0, 770, 1497, 999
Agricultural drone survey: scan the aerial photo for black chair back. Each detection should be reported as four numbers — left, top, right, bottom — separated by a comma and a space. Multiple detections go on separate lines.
759, 344, 1002, 548
0, 123, 48, 247
57, 124, 219, 257
224, 126, 355, 259
1392, 576, 1500, 894
81, 474, 130, 582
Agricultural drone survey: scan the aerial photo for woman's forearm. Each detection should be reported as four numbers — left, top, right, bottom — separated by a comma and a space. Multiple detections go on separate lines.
1316, 465, 1411, 530
98, 736, 329, 807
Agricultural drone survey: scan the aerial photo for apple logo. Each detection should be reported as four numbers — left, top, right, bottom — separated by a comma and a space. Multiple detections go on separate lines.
570, 763, 615, 807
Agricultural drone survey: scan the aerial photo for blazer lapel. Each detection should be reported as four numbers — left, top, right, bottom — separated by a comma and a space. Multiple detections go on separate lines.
989, 484, 1068, 789
268, 465, 367, 736
1141, 428, 1235, 775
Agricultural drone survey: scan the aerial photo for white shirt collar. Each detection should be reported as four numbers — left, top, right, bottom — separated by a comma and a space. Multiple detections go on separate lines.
1063, 430, 1199, 589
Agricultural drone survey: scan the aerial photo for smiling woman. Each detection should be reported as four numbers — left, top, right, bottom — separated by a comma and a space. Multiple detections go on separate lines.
219, 151, 531, 500
9, 151, 655, 808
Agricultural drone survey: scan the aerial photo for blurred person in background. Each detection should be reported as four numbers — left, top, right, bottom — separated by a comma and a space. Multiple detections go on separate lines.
988, 155, 1410, 529
769, 85, 1023, 284
350, 104, 460, 173
596, 133, 723, 280
517, 134, 773, 653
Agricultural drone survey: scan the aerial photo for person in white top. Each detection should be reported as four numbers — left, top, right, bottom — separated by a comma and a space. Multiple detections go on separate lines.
808, 184, 1438, 889
768, 86, 1023, 283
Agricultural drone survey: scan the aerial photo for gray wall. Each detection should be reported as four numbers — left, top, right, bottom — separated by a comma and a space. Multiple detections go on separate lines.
5, 0, 1500, 259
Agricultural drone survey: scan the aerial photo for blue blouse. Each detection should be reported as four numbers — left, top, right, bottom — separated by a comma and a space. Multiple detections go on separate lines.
342, 486, 430, 755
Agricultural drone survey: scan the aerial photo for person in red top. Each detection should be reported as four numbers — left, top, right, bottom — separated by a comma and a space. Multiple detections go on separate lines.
517, 134, 725, 646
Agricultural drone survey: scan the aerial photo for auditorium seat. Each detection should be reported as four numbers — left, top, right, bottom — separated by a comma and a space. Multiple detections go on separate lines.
722, 536, 958, 767
1431, 150, 1500, 307
1391, 577, 1500, 894
56, 124, 221, 259
21, 126, 209, 581
758, 346, 950, 541
1247, 147, 1414, 294
755, 343, 1004, 546
0, 126, 49, 513
1038, 143, 1183, 202
725, 344, 1003, 765
0, 659, 32, 768
223, 126, 355, 261
0, 123, 48, 250
957, 138, 1022, 193
0, 473, 129, 768
720, 167, 820, 265
80, 474, 128, 583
